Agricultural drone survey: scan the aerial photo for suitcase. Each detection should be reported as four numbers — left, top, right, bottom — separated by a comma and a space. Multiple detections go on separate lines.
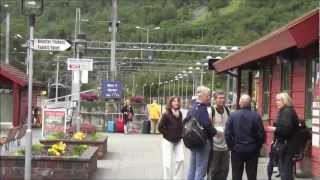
106, 120, 115, 133
116, 117, 124, 133
142, 120, 151, 134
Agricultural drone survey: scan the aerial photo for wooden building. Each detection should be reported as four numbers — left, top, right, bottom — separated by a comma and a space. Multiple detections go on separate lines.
0, 64, 41, 128
212, 9, 319, 176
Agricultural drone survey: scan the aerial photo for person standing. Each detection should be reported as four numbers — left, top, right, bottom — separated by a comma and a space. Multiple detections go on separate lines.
268, 92, 299, 180
187, 86, 217, 180
225, 94, 265, 180
121, 100, 134, 134
148, 99, 161, 134
208, 91, 230, 180
158, 96, 184, 180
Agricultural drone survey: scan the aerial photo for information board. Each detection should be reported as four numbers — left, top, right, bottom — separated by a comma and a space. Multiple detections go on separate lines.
42, 108, 67, 137
101, 80, 123, 99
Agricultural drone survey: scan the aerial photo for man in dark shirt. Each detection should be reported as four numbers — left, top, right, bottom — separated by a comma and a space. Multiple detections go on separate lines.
225, 94, 265, 180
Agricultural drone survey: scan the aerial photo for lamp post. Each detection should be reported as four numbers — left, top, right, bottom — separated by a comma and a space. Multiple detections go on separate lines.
149, 82, 154, 103
170, 80, 174, 97
163, 81, 166, 104
21, 1, 44, 179
136, 26, 160, 44
189, 67, 195, 95
4, 4, 10, 64
143, 83, 147, 98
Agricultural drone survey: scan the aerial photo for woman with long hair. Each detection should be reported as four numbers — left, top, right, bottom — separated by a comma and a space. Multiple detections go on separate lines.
121, 100, 134, 134
158, 96, 184, 180
269, 92, 299, 180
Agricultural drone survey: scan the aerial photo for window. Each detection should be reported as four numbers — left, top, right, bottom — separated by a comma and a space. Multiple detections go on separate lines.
262, 67, 271, 120
306, 57, 320, 128
281, 61, 292, 92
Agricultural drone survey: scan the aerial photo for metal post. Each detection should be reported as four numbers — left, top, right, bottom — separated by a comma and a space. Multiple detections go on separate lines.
185, 78, 188, 107
211, 71, 215, 91
200, 65, 204, 86
5, 11, 10, 64
192, 71, 195, 95
178, 78, 180, 96
163, 83, 166, 104
146, 29, 149, 44
143, 85, 145, 97
55, 61, 60, 102
226, 74, 230, 102
173, 81, 175, 96
24, 14, 35, 180
132, 75, 135, 96
149, 84, 152, 103
110, 0, 117, 80
169, 82, 171, 97
75, 46, 81, 132
158, 72, 160, 102
181, 77, 184, 103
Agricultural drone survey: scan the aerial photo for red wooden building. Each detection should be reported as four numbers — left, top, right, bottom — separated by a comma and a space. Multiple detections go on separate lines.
0, 64, 41, 127
212, 9, 319, 176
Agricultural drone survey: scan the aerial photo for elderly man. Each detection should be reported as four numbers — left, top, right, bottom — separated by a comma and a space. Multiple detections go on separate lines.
225, 94, 265, 180
187, 86, 217, 180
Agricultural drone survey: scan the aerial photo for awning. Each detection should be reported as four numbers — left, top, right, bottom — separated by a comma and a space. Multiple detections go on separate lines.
0, 64, 42, 87
213, 8, 319, 73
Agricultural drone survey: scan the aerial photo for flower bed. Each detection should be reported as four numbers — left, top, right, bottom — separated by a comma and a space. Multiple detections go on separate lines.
0, 144, 98, 180
40, 132, 108, 159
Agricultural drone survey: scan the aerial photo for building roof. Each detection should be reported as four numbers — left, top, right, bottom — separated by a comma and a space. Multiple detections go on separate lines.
213, 8, 319, 73
0, 64, 41, 87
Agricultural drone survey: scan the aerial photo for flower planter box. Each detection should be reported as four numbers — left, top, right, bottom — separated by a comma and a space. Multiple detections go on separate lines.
40, 134, 108, 159
0, 146, 98, 180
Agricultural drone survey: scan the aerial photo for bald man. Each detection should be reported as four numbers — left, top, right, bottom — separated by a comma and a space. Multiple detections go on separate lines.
225, 94, 265, 180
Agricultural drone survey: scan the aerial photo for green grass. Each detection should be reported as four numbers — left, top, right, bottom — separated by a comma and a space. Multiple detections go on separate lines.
191, 6, 210, 25
220, 0, 243, 16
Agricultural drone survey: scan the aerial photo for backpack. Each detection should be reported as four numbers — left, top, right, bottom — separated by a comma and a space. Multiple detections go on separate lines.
211, 106, 230, 119
291, 123, 311, 158
182, 114, 207, 149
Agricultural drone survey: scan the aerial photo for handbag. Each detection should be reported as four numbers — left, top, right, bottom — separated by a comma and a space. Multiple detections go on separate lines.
273, 140, 288, 157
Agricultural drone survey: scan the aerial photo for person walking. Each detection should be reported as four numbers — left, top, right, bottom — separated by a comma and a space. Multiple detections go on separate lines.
187, 86, 217, 180
158, 96, 184, 180
121, 100, 134, 134
148, 99, 161, 134
268, 92, 299, 180
225, 94, 265, 180
208, 91, 230, 180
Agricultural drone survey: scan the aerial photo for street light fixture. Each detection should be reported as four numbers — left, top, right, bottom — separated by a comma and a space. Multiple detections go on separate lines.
21, 0, 44, 16
136, 26, 161, 43
21, 1, 44, 180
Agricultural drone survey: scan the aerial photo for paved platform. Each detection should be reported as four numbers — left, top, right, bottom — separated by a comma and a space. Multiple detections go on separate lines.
92, 133, 313, 180
1, 128, 314, 179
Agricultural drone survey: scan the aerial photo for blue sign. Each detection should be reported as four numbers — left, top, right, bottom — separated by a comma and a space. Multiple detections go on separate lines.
101, 80, 123, 99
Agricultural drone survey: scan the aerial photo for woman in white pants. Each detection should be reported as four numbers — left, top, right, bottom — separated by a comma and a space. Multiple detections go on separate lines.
158, 96, 184, 180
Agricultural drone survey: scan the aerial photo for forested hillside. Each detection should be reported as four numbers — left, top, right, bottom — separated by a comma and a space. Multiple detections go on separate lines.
0, 0, 318, 94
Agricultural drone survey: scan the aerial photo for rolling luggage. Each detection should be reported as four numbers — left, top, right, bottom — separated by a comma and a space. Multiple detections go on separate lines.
116, 117, 124, 133
106, 120, 115, 133
142, 120, 151, 134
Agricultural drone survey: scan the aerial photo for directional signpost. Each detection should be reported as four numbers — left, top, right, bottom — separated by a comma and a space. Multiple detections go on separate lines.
33, 39, 71, 51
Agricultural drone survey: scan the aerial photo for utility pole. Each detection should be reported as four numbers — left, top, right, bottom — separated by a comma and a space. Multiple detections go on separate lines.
5, 5, 10, 64
25, 14, 35, 180
158, 72, 161, 102
55, 61, 59, 102
110, 0, 117, 80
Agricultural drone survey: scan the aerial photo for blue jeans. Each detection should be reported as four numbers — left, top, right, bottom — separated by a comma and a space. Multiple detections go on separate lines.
187, 142, 211, 180
279, 153, 294, 180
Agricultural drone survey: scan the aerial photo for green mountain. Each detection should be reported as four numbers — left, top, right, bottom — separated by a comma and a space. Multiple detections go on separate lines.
0, 0, 318, 96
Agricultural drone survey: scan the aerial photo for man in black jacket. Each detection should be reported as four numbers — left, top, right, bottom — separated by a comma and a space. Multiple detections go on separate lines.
225, 94, 265, 180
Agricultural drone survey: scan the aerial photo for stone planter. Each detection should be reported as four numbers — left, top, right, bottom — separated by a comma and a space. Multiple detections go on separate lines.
0, 146, 98, 180
40, 134, 108, 159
